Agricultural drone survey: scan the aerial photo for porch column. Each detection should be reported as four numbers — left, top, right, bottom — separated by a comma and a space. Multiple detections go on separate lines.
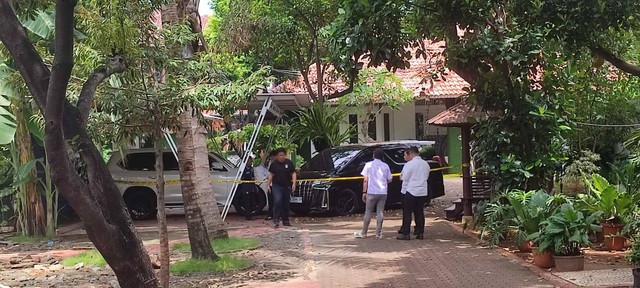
461, 125, 472, 217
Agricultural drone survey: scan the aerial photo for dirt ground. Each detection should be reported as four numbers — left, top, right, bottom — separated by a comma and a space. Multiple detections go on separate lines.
0, 224, 307, 288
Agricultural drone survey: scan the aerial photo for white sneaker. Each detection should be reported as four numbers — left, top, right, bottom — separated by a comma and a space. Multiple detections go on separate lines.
375, 234, 383, 239
354, 231, 366, 238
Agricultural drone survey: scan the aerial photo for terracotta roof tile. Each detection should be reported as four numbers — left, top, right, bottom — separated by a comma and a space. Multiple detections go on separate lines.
427, 100, 495, 127
267, 41, 470, 100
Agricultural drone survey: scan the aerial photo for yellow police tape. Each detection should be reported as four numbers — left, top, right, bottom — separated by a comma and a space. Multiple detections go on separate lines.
113, 165, 455, 186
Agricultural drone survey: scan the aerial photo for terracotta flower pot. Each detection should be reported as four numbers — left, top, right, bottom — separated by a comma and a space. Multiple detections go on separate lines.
594, 231, 604, 243
602, 222, 626, 251
531, 247, 555, 268
518, 240, 533, 253
554, 254, 584, 272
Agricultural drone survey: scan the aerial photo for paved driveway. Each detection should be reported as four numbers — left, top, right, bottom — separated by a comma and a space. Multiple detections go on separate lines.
306, 215, 555, 288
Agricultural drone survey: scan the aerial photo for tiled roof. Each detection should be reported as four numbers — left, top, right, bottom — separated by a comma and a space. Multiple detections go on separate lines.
266, 41, 470, 100
427, 100, 495, 127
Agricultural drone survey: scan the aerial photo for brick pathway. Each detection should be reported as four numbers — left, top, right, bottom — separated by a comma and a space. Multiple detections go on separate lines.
306, 216, 556, 288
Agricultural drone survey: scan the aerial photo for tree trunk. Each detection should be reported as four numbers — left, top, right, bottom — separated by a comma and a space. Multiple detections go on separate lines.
163, 0, 227, 246
192, 116, 227, 239
43, 147, 57, 238
14, 101, 45, 236
154, 129, 170, 288
0, 1, 159, 286
176, 107, 220, 260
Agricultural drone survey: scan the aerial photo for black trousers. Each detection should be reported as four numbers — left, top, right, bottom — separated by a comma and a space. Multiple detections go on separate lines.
267, 188, 274, 217
399, 192, 427, 235
240, 183, 256, 216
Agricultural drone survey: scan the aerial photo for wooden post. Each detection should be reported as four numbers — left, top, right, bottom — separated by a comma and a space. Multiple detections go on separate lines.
461, 125, 472, 217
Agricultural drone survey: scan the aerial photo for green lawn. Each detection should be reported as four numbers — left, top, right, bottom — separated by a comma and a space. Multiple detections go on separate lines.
61, 250, 107, 267
172, 236, 261, 253
170, 255, 251, 275
8, 235, 51, 243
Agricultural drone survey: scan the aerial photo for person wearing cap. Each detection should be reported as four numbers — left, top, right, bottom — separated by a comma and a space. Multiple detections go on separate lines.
240, 156, 257, 220
397, 146, 430, 240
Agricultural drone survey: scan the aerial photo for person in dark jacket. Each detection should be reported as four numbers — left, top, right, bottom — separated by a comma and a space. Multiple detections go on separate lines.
266, 148, 296, 228
240, 156, 257, 220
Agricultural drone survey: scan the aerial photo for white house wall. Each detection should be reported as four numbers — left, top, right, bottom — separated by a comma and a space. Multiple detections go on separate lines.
333, 101, 449, 144
416, 103, 448, 136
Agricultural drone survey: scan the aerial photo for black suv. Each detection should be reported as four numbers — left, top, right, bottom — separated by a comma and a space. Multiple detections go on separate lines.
291, 141, 445, 216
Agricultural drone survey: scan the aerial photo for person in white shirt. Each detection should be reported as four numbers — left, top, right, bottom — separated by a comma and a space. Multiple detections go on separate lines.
397, 146, 430, 240
354, 149, 392, 239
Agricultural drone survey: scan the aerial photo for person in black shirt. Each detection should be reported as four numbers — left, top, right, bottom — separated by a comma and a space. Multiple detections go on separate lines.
240, 156, 256, 220
266, 148, 297, 227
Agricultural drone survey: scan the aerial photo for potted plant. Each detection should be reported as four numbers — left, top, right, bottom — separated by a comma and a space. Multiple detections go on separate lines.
508, 190, 570, 252
508, 190, 550, 252
528, 203, 602, 272
581, 174, 637, 251
475, 194, 516, 247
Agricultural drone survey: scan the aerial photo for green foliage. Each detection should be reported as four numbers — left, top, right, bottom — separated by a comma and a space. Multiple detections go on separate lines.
326, 0, 412, 73
625, 211, 640, 266
609, 161, 640, 195
474, 194, 515, 247
473, 104, 570, 191
170, 255, 250, 275
290, 103, 353, 152
579, 174, 639, 224
339, 68, 413, 142
564, 151, 601, 179
172, 236, 261, 253
196, 65, 273, 122
507, 190, 563, 241
627, 235, 640, 267
527, 203, 601, 256
226, 124, 296, 160
61, 250, 107, 267
0, 63, 17, 145
553, 59, 640, 164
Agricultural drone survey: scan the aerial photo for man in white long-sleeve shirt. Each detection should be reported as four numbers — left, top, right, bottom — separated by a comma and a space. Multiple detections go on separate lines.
397, 146, 430, 240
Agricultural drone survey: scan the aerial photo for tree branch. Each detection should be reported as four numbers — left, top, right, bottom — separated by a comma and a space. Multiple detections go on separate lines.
0, 0, 50, 110
280, 0, 315, 31
77, 56, 127, 124
326, 66, 359, 100
590, 45, 640, 77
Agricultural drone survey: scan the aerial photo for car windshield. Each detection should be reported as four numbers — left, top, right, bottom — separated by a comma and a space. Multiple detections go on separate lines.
302, 146, 362, 172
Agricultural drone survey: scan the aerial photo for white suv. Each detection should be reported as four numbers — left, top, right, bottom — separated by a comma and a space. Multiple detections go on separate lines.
107, 149, 267, 220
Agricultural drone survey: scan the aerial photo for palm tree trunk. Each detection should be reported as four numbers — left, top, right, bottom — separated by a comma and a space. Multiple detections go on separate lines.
163, 0, 227, 246
176, 107, 219, 260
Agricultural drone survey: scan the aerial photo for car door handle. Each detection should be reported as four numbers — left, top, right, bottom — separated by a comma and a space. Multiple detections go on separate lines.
148, 176, 157, 179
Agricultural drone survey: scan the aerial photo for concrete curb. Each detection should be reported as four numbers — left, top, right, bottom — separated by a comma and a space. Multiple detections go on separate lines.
442, 220, 580, 288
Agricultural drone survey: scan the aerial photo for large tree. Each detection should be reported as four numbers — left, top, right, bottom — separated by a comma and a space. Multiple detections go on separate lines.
216, 0, 412, 102
0, 0, 159, 286
325, 0, 640, 189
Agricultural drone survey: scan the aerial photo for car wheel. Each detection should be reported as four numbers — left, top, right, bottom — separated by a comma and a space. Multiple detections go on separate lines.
233, 185, 267, 217
124, 190, 157, 221
333, 189, 357, 216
